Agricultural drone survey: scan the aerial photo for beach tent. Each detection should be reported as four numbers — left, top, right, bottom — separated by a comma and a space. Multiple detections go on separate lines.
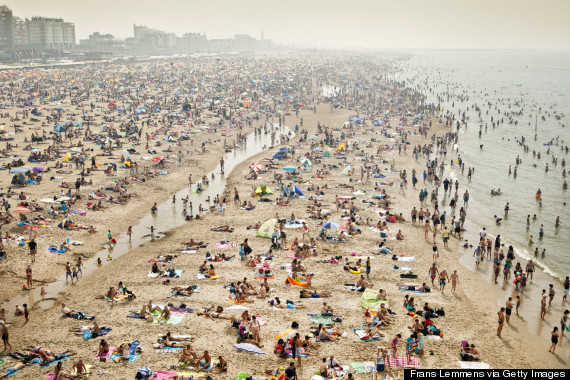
62, 153, 72, 162
256, 219, 277, 238
293, 186, 303, 196
323, 150, 331, 158
341, 165, 351, 176
336, 143, 346, 151
255, 185, 273, 195
54, 125, 66, 133
166, 135, 175, 142
273, 151, 286, 159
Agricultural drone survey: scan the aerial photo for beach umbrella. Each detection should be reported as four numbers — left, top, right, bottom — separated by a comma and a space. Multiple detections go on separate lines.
283, 166, 297, 172
54, 125, 66, 133
322, 221, 340, 229
255, 185, 273, 195
30, 148, 41, 153
10, 166, 32, 173
32, 167, 43, 172
250, 163, 262, 172
57, 197, 71, 202
256, 219, 277, 238
299, 157, 312, 167
152, 156, 163, 162
275, 328, 296, 340
341, 165, 351, 176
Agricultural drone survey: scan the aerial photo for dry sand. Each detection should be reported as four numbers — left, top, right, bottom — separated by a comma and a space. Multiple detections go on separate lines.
0, 55, 566, 380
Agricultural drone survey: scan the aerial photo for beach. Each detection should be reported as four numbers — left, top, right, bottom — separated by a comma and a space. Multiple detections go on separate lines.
0, 53, 567, 380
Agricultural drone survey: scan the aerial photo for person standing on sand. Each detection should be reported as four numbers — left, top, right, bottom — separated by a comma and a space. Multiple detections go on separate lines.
428, 263, 439, 285
127, 226, 132, 242
25, 265, 32, 289
505, 297, 513, 324
541, 289, 547, 320
497, 307, 505, 338
439, 269, 449, 292
1, 321, 11, 351
548, 284, 556, 306
366, 257, 371, 280
548, 327, 559, 353
450, 270, 459, 292
28, 238, 37, 263
561, 310, 569, 337
562, 276, 570, 302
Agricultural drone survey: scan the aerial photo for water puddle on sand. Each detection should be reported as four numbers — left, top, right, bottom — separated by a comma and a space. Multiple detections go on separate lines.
2, 124, 292, 311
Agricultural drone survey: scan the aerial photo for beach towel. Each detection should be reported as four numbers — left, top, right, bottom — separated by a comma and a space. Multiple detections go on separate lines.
227, 298, 247, 305
94, 347, 116, 360
393, 266, 413, 271
110, 340, 140, 362
104, 293, 130, 302
360, 289, 390, 310
197, 273, 220, 280
308, 313, 332, 325
353, 328, 382, 342
351, 362, 376, 373
176, 372, 208, 379
397, 256, 415, 262
233, 343, 265, 354
153, 311, 185, 325
83, 327, 111, 339
399, 289, 428, 294
458, 361, 490, 369
286, 276, 308, 287
127, 312, 147, 319
32, 354, 71, 367
148, 271, 161, 278
387, 355, 419, 368
155, 347, 183, 353
180, 250, 197, 254
162, 269, 183, 278
149, 370, 178, 380
169, 307, 195, 314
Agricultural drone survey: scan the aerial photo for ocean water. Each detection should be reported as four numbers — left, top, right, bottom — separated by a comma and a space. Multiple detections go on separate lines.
393, 50, 570, 281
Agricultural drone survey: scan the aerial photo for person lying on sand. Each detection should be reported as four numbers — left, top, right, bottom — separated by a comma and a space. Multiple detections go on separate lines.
398, 283, 430, 292
210, 225, 233, 232
300, 290, 331, 298
172, 286, 195, 296
196, 306, 233, 320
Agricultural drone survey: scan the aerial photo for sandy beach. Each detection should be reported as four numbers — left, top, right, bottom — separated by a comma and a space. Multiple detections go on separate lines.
0, 54, 567, 380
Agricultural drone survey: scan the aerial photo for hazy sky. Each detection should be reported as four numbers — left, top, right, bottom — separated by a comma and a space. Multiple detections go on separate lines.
3, 0, 569, 49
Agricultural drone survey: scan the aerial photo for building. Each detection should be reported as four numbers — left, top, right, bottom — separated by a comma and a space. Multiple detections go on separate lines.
132, 24, 178, 49
180, 32, 207, 53
12, 17, 28, 48
78, 32, 124, 50
27, 17, 75, 49
0, 5, 13, 49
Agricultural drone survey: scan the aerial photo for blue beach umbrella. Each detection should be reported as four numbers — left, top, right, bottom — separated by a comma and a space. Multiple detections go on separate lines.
322, 221, 340, 229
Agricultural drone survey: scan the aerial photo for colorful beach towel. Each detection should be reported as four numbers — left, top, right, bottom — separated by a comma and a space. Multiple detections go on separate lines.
94, 347, 116, 360
351, 362, 376, 373
387, 355, 419, 368
397, 256, 415, 262
155, 347, 183, 353
308, 313, 332, 325
352, 328, 382, 342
